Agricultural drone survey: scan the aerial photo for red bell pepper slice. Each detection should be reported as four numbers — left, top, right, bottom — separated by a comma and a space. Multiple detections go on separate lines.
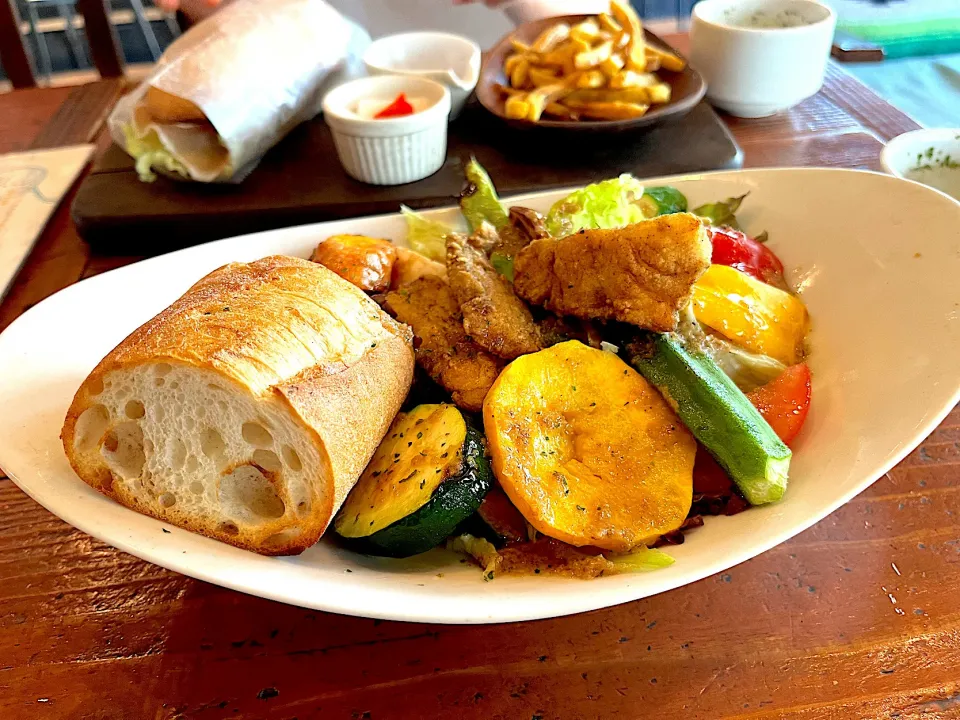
374, 93, 415, 119
708, 225, 786, 288
747, 363, 812, 446
692, 448, 734, 498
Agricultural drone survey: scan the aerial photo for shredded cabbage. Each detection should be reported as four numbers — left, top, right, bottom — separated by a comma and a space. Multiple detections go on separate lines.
701, 335, 787, 392
400, 205, 454, 263
545, 174, 646, 236
122, 124, 190, 183
605, 546, 675, 572
447, 534, 501, 580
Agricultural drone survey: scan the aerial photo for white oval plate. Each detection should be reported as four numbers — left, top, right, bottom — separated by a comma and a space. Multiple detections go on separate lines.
0, 169, 957, 624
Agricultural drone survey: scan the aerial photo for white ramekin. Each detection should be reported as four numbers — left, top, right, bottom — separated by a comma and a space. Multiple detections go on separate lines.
322, 75, 451, 186
363, 32, 480, 119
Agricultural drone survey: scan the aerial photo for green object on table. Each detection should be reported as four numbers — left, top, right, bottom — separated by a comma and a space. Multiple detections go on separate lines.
835, 1, 960, 59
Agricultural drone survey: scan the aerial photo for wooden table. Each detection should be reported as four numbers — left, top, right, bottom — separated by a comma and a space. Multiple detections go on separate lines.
3, 46, 959, 720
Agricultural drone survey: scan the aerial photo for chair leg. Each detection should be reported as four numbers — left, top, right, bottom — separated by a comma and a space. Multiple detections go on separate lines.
23, 2, 52, 81
125, 0, 162, 60
163, 8, 180, 38
59, 3, 89, 68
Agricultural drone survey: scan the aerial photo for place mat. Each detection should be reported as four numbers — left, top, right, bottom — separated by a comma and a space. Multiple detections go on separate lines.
0, 145, 93, 301
73, 100, 742, 252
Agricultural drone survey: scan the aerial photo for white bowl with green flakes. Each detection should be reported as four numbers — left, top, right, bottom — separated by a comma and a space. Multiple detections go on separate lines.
882, 128, 960, 202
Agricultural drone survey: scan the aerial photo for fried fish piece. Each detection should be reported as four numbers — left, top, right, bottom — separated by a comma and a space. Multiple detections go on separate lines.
505, 207, 550, 252
310, 234, 397, 292
513, 212, 711, 332
391, 246, 446, 289
383, 276, 503, 412
446, 228, 542, 360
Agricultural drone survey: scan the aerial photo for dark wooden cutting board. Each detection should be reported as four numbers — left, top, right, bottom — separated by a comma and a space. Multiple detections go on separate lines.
73, 100, 741, 252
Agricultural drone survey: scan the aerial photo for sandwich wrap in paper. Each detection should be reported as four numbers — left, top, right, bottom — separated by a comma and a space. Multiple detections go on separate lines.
109, 0, 366, 182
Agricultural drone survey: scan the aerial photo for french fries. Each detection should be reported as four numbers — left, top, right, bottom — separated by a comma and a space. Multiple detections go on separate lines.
610, 0, 645, 70
496, 1, 686, 122
532, 23, 570, 53
645, 42, 687, 72
566, 85, 670, 105
576, 70, 607, 89
529, 66, 561, 87
598, 13, 621, 33
608, 70, 658, 89
544, 101, 579, 120
570, 19, 600, 44
574, 40, 614, 70
568, 101, 650, 121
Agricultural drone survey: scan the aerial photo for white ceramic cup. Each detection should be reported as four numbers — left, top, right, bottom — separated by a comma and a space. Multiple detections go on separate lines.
323, 75, 451, 186
881, 128, 960, 202
363, 32, 480, 119
690, 0, 837, 118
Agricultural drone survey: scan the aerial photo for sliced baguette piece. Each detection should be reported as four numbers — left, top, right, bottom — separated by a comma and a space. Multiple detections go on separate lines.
61, 256, 414, 556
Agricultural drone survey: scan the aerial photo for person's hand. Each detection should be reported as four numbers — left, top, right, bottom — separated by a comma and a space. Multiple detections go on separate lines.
452, 0, 512, 6
155, 0, 222, 13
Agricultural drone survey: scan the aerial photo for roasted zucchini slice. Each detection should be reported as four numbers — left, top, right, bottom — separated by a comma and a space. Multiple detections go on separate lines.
335, 404, 493, 558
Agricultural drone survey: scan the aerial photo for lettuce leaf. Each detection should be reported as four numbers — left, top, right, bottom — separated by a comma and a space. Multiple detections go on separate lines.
691, 193, 747, 230
122, 124, 189, 183
605, 546, 675, 572
400, 205, 454, 262
447, 534, 501, 580
545, 174, 646, 236
461, 158, 509, 232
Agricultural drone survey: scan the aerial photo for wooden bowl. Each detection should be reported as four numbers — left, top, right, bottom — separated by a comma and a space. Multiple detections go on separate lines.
476, 15, 706, 133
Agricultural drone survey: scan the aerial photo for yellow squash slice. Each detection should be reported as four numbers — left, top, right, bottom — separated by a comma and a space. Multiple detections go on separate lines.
482, 340, 696, 552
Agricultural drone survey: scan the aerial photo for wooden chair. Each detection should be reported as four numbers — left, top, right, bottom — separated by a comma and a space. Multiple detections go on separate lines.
1, 0, 123, 88
21, 0, 91, 80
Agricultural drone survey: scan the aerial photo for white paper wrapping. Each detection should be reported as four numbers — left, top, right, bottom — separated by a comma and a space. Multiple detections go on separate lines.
109, 0, 369, 182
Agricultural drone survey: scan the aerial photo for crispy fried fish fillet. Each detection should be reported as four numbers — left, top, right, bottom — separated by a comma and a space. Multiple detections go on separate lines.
446, 227, 541, 359
383, 276, 503, 412
513, 213, 711, 332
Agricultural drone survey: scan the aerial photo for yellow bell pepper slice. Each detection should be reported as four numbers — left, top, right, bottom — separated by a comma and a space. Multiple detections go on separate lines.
691, 264, 808, 365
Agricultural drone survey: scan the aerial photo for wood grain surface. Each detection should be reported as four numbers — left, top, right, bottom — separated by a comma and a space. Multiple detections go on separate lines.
2, 43, 956, 720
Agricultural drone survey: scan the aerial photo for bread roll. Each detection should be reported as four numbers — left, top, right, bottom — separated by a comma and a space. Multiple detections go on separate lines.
61, 256, 414, 556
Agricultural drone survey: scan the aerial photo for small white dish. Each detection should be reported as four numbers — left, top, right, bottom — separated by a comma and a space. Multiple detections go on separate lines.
322, 75, 450, 186
0, 169, 957, 624
690, 0, 836, 118
881, 128, 960, 202
363, 32, 480, 119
